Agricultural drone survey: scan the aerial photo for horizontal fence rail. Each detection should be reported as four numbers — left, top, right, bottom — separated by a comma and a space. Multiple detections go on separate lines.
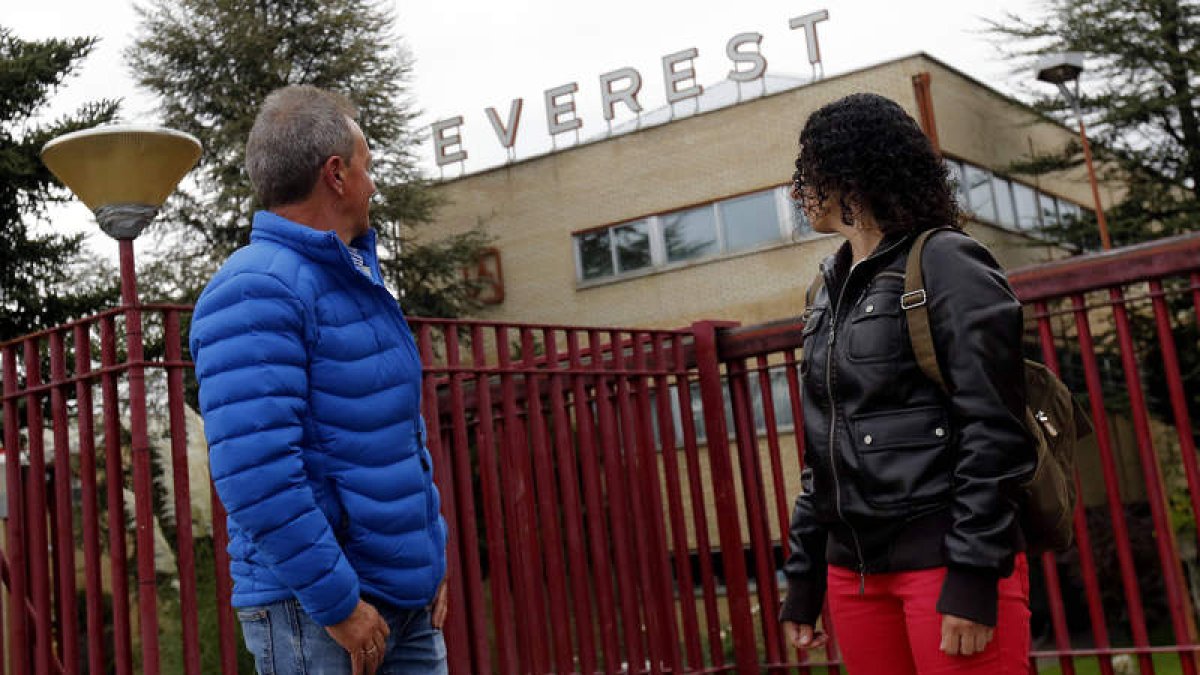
0, 232, 1196, 674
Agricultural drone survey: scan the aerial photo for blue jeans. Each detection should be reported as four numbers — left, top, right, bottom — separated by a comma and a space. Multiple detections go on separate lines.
237, 598, 448, 675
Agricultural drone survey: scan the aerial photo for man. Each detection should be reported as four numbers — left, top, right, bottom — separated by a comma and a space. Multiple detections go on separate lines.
190, 85, 448, 675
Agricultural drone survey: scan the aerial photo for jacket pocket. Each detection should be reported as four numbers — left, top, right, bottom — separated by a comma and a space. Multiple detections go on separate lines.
846, 291, 903, 363
849, 406, 952, 508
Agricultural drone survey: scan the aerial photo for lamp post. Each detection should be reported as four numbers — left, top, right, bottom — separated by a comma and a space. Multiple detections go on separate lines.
1035, 52, 1113, 250
41, 126, 201, 675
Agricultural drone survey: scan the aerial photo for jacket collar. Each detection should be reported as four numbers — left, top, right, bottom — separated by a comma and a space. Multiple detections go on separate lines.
250, 210, 382, 280
821, 229, 914, 288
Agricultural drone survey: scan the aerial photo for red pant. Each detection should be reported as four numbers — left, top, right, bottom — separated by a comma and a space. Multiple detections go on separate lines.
826, 554, 1031, 675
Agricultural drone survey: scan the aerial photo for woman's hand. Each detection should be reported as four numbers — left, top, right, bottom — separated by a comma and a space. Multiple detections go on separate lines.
783, 621, 829, 651
940, 614, 994, 656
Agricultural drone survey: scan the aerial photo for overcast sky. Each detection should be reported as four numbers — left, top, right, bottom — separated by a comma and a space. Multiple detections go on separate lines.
4, 0, 1048, 255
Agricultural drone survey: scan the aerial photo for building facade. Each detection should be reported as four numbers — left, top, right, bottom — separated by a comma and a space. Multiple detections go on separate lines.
427, 53, 1115, 330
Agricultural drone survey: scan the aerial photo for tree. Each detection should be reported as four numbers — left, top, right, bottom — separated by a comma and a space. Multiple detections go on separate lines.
0, 27, 120, 342
126, 0, 490, 315
989, 0, 1199, 249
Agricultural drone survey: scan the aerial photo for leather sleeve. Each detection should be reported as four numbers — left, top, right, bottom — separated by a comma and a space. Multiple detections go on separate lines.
780, 492, 828, 625
921, 233, 1036, 626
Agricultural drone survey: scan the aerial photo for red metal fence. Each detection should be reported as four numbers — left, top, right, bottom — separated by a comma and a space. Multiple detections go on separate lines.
0, 231, 1198, 674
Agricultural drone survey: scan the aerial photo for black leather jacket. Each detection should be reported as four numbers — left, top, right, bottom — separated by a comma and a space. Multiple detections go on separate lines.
780, 229, 1036, 627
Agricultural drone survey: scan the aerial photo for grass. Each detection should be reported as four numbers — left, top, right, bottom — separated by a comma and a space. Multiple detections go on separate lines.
156, 537, 256, 675
1038, 653, 1191, 675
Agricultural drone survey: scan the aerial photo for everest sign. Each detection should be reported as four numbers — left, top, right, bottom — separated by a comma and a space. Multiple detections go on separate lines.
431, 10, 830, 167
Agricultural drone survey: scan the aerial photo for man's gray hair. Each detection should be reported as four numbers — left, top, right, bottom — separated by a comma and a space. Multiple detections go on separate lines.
246, 85, 359, 208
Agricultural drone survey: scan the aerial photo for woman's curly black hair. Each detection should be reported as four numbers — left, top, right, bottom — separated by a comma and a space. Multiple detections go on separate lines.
793, 93, 959, 234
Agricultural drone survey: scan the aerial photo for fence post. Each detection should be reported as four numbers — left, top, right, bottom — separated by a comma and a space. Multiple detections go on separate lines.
691, 321, 758, 674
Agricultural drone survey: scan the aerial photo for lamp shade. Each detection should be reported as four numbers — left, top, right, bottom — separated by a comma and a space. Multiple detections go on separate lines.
1035, 52, 1085, 85
41, 125, 202, 239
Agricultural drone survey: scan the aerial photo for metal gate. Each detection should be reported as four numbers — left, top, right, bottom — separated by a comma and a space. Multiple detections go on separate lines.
1, 232, 1198, 674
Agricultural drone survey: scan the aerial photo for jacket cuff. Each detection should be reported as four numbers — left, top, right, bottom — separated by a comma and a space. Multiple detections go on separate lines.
779, 575, 826, 626
303, 556, 362, 626
936, 565, 1000, 627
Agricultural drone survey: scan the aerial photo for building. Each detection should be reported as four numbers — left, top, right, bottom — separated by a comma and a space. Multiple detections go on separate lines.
427, 52, 1116, 330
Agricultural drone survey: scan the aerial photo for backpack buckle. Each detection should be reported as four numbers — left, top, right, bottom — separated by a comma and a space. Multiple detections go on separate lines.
900, 289, 927, 310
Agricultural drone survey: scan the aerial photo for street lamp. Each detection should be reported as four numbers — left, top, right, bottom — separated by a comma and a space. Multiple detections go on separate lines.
39, 125, 200, 674
1035, 52, 1113, 250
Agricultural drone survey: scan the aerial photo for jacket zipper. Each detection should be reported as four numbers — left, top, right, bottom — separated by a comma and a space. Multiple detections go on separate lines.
339, 241, 441, 591
822, 237, 912, 595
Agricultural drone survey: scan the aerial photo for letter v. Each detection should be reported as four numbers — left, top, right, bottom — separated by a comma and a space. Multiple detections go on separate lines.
486, 99, 524, 150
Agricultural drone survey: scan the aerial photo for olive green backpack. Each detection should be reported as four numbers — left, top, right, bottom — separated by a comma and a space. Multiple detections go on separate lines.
902, 228, 1093, 555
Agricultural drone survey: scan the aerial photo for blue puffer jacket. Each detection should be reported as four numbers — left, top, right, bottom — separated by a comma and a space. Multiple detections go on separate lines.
190, 211, 447, 626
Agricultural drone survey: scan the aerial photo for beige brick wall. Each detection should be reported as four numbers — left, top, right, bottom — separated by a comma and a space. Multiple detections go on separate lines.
425, 53, 1115, 329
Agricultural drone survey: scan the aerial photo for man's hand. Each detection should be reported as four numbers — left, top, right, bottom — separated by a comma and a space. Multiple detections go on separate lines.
940, 614, 994, 656
326, 599, 390, 675
782, 621, 829, 651
431, 580, 449, 629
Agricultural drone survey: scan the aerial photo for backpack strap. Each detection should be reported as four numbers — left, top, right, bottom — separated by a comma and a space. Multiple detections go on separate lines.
903, 228, 958, 392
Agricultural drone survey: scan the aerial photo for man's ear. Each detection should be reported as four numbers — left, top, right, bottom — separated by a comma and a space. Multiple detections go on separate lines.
322, 155, 346, 194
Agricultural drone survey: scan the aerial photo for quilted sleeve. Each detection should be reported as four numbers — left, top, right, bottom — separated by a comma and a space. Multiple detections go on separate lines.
190, 271, 360, 626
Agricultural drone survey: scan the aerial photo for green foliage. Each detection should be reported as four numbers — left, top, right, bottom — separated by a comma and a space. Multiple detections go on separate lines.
990, 0, 1200, 248
157, 537, 256, 675
0, 27, 120, 342
126, 0, 491, 315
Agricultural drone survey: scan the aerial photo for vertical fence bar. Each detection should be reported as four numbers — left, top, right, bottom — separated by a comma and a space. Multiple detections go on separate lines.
726, 357, 783, 663
1192, 272, 1200, 330
470, 325, 518, 674
48, 331, 79, 674
756, 357, 792, 559
519, 329, 575, 674
629, 332, 683, 674
100, 317, 134, 675
691, 321, 757, 673
543, 328, 599, 675
24, 339, 54, 675
164, 310, 202, 675
1071, 294, 1154, 674
590, 329, 645, 672
1148, 281, 1200, 528
416, 325, 471, 675
611, 331, 665, 675
442, 326, 491, 675
672, 342, 724, 669
209, 486, 237, 675
568, 330, 621, 674
651, 334, 704, 670
1108, 287, 1198, 675
495, 326, 543, 673
1031, 305, 1088, 675
73, 323, 107, 675
2, 346, 29, 675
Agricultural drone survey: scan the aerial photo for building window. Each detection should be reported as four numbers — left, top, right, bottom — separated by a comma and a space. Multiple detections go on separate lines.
948, 155, 1091, 240
663, 206, 719, 263
963, 164, 996, 222
614, 220, 652, 273
574, 186, 801, 283
578, 229, 614, 280
1058, 200, 1081, 227
721, 191, 779, 252
992, 176, 1017, 229
1039, 193, 1061, 229
1012, 182, 1040, 231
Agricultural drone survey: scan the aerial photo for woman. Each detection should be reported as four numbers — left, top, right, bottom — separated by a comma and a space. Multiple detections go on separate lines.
779, 92, 1036, 674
